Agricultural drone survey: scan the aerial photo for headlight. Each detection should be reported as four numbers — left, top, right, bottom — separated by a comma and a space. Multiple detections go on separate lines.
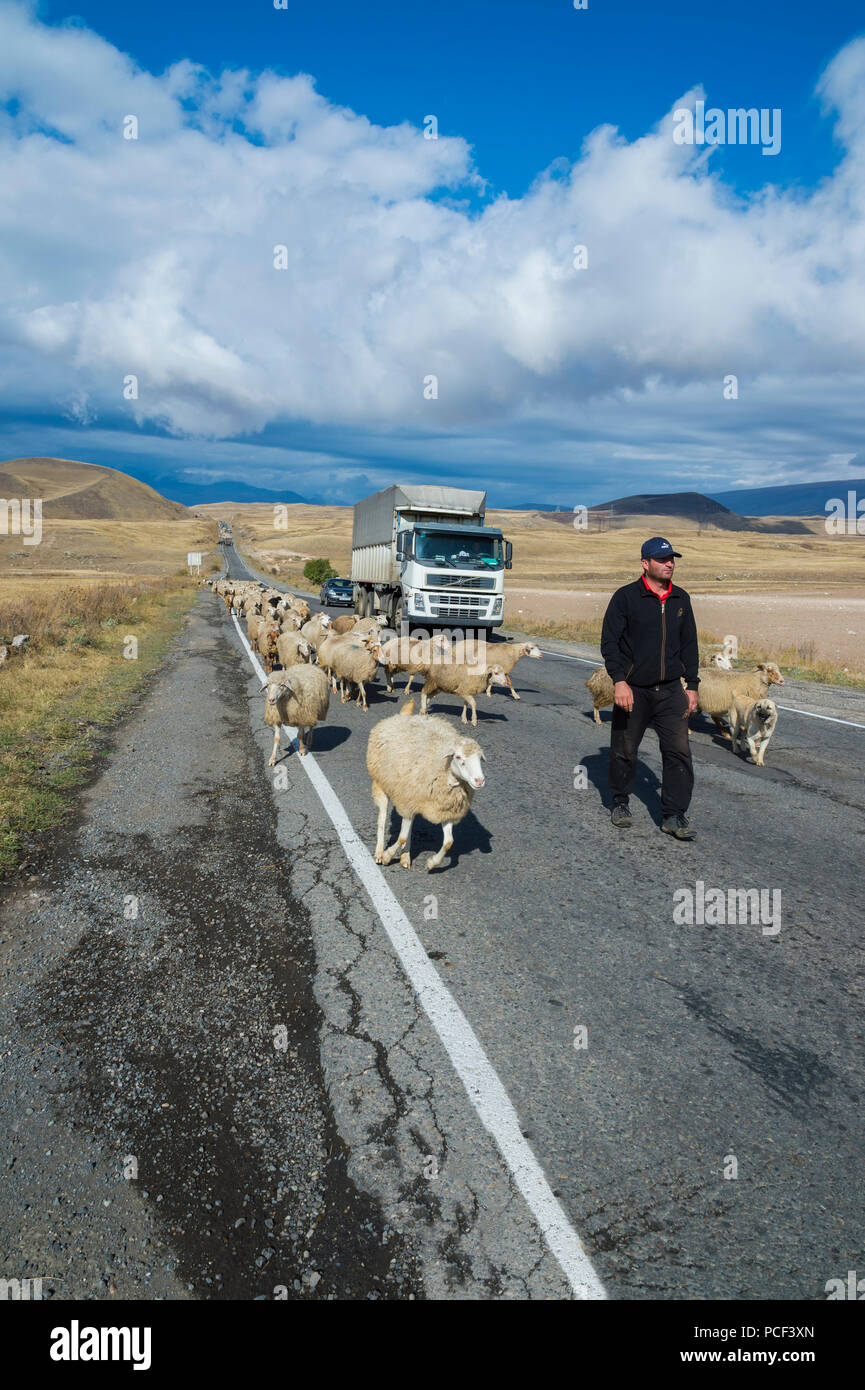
412, 593, 426, 613
492, 598, 503, 615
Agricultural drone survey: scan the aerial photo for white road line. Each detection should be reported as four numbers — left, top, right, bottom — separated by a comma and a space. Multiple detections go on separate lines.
773, 704, 865, 730
231, 612, 606, 1301
541, 651, 865, 730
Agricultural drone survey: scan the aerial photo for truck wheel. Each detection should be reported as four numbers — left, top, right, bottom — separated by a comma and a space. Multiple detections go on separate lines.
392, 596, 404, 630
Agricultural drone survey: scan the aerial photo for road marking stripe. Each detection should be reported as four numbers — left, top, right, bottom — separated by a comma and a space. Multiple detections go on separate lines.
231, 612, 606, 1301
541, 652, 865, 730
772, 704, 865, 729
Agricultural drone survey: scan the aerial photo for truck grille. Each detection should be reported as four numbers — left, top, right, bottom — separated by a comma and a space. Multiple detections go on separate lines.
427, 573, 495, 590
428, 595, 488, 617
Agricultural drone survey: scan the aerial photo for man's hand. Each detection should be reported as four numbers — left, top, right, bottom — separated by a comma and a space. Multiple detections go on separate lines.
614, 680, 634, 713
683, 688, 699, 718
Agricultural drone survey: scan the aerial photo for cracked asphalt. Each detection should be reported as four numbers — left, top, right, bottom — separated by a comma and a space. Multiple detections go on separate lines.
2, 551, 864, 1301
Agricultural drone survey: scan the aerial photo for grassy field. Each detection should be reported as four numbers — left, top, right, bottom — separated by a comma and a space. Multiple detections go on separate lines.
0, 577, 201, 880
0, 517, 220, 580
199, 501, 865, 593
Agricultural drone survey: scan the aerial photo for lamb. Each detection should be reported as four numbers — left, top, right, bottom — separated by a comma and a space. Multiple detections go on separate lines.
696, 662, 784, 738
366, 700, 487, 870
276, 630, 311, 670
728, 695, 778, 765
256, 619, 281, 673
262, 664, 331, 765
373, 633, 450, 694
484, 641, 542, 699
327, 635, 379, 710
420, 660, 509, 726
331, 614, 360, 635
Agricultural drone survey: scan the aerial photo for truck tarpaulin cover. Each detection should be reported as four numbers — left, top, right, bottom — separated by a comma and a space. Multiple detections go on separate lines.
351, 485, 487, 549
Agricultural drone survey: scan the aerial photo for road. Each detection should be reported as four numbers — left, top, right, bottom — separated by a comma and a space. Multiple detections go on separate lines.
223, 543, 865, 1299
2, 543, 862, 1300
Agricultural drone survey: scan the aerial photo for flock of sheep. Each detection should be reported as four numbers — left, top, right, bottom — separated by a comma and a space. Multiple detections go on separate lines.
208, 575, 785, 870
584, 653, 784, 766
209, 576, 540, 870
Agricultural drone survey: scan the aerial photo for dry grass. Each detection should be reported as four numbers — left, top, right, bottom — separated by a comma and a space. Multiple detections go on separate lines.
0, 517, 220, 581
509, 616, 865, 690
0, 577, 199, 879
199, 501, 865, 594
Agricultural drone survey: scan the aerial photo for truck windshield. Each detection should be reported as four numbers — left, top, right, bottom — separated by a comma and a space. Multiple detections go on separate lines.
414, 531, 503, 568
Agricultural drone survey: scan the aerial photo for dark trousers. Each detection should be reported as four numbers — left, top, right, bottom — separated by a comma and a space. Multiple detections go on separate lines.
609, 679, 694, 817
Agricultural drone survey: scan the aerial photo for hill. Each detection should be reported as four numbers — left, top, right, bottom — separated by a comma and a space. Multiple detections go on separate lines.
712, 478, 865, 518
542, 490, 810, 535
0, 457, 188, 521
143, 476, 309, 507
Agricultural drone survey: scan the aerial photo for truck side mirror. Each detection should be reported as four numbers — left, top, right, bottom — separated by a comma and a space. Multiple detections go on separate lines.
505, 541, 513, 570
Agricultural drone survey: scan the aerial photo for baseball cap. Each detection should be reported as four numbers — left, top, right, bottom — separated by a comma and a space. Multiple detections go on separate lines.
641, 536, 682, 560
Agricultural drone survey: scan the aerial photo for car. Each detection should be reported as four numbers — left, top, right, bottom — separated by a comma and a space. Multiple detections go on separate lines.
320, 578, 355, 607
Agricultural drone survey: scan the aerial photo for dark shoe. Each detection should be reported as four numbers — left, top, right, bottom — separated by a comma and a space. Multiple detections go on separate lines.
611, 802, 633, 828
662, 814, 695, 840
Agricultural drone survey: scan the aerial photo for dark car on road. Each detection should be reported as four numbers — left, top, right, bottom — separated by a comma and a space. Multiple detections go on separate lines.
320, 577, 354, 607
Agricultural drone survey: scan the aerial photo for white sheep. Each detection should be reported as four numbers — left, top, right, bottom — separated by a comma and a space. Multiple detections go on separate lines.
373, 632, 451, 694
276, 630, 311, 670
366, 699, 487, 870
420, 660, 509, 725
484, 641, 542, 699
327, 635, 379, 710
262, 664, 330, 765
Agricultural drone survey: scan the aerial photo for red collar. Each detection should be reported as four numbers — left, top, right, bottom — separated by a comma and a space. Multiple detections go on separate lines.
641, 574, 673, 601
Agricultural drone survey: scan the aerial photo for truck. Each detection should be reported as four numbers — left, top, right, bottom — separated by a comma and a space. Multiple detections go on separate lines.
350, 484, 512, 631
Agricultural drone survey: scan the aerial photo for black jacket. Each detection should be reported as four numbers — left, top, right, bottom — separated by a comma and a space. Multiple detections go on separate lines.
601, 578, 700, 689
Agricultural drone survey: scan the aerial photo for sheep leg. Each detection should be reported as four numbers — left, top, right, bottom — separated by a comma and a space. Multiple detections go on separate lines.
404, 672, 414, 694
268, 728, 281, 767
505, 674, 520, 700
463, 696, 477, 726
593, 704, 602, 724
372, 783, 390, 863
426, 822, 454, 872
420, 689, 430, 715
356, 682, 367, 711
296, 727, 307, 758
385, 666, 395, 694
382, 815, 414, 869
305, 726, 315, 751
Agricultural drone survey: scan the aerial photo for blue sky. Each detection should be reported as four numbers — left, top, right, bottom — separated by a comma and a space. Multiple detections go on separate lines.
2, 0, 865, 506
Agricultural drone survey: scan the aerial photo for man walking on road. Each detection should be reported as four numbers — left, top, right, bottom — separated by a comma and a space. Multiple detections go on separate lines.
601, 537, 700, 839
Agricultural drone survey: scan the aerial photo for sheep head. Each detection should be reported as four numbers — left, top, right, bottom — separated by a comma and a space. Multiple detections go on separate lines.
758, 662, 784, 685
524, 644, 542, 659
448, 738, 486, 790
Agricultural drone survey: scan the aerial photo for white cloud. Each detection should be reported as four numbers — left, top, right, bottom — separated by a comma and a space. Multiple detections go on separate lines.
1, 1, 865, 499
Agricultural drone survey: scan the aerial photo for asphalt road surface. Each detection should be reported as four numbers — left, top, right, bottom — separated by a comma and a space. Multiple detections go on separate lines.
2, 543, 862, 1301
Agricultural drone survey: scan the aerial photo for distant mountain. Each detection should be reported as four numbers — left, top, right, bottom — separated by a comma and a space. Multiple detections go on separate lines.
0, 457, 188, 520
145, 477, 310, 507
711, 478, 865, 518
543, 490, 810, 534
